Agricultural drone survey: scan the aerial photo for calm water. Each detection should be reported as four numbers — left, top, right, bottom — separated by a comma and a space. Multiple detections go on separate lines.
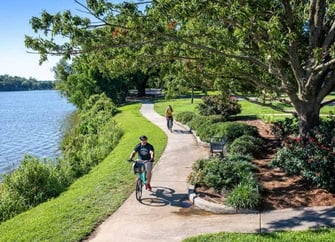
0, 90, 76, 177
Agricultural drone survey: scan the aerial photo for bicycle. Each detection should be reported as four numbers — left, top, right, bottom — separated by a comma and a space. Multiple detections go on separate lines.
127, 159, 149, 201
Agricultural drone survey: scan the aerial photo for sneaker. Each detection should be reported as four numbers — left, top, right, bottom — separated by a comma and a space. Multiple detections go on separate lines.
146, 184, 152, 191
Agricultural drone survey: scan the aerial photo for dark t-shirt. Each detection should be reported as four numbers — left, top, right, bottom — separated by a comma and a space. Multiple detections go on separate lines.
133, 142, 154, 161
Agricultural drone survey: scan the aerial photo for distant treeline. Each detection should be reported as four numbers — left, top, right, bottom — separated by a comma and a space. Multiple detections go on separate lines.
0, 74, 54, 91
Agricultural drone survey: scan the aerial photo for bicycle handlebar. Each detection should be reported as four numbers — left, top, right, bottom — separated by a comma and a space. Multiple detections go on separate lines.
127, 159, 151, 163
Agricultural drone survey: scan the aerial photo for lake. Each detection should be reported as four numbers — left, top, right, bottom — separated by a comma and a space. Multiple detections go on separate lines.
0, 90, 76, 178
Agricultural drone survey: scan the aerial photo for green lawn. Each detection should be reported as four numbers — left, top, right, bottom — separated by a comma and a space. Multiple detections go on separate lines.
154, 97, 202, 116
155, 96, 334, 124
184, 229, 335, 242
154, 97, 293, 123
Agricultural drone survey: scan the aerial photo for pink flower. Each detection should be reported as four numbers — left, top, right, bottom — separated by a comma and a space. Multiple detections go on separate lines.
308, 138, 316, 143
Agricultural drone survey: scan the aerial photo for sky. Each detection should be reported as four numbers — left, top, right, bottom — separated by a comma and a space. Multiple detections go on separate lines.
0, 1, 83, 80
0, 0, 124, 81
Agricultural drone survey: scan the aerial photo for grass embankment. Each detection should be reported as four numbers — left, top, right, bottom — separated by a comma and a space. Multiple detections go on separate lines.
0, 102, 167, 241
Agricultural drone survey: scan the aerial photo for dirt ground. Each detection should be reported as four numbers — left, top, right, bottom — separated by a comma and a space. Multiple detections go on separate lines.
196, 119, 335, 211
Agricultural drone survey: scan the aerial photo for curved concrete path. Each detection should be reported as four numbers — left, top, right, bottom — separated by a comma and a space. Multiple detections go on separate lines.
87, 101, 335, 242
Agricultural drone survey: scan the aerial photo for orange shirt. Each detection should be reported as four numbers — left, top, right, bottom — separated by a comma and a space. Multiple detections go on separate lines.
165, 109, 173, 117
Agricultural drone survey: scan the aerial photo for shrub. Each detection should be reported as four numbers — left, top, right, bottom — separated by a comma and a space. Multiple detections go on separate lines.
197, 95, 241, 118
82, 92, 119, 116
174, 110, 259, 146
271, 117, 335, 191
187, 158, 209, 186
310, 117, 335, 145
174, 111, 197, 124
0, 155, 67, 222
188, 154, 257, 192
229, 135, 263, 157
271, 136, 335, 191
188, 154, 261, 209
2, 155, 66, 205
226, 175, 261, 209
0, 187, 26, 222
270, 117, 299, 139
221, 122, 259, 143
187, 115, 210, 130
188, 115, 227, 142
198, 122, 259, 147
61, 94, 123, 178
188, 115, 224, 130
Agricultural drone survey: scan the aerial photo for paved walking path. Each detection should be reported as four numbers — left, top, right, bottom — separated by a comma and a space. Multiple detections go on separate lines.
87, 101, 335, 242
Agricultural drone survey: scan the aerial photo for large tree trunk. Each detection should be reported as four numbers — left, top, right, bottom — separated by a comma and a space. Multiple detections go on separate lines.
137, 83, 146, 97
135, 73, 149, 97
293, 100, 321, 139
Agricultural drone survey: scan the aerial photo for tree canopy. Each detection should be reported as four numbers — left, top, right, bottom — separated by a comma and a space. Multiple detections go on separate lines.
25, 0, 335, 137
0, 75, 54, 91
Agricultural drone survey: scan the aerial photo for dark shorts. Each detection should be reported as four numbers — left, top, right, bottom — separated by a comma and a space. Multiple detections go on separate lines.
144, 161, 153, 172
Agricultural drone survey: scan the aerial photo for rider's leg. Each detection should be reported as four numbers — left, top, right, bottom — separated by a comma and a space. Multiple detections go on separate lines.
166, 117, 170, 129
147, 171, 152, 184
145, 162, 153, 190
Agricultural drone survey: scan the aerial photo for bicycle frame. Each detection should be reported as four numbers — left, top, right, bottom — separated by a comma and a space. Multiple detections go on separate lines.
129, 159, 148, 201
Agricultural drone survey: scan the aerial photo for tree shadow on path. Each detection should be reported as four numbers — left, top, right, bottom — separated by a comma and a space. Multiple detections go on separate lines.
171, 129, 192, 134
261, 207, 335, 232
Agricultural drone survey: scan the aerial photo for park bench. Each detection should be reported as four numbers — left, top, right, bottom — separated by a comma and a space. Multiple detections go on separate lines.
209, 136, 226, 157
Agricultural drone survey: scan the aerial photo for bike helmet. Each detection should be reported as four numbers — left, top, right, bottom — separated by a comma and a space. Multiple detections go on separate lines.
139, 135, 148, 141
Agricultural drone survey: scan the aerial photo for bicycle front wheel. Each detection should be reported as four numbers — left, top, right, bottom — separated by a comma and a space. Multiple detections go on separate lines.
135, 178, 143, 201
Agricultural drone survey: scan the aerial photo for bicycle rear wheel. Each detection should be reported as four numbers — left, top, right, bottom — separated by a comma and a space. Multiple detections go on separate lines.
135, 178, 143, 201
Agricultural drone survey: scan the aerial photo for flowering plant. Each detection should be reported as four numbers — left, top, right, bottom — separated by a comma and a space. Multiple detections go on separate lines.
271, 135, 335, 191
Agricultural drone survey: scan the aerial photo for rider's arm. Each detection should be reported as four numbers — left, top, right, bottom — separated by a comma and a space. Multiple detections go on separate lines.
149, 150, 154, 162
129, 143, 141, 160
129, 150, 136, 160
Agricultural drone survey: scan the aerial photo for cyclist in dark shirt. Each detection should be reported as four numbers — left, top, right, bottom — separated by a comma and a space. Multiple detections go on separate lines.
129, 135, 155, 191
